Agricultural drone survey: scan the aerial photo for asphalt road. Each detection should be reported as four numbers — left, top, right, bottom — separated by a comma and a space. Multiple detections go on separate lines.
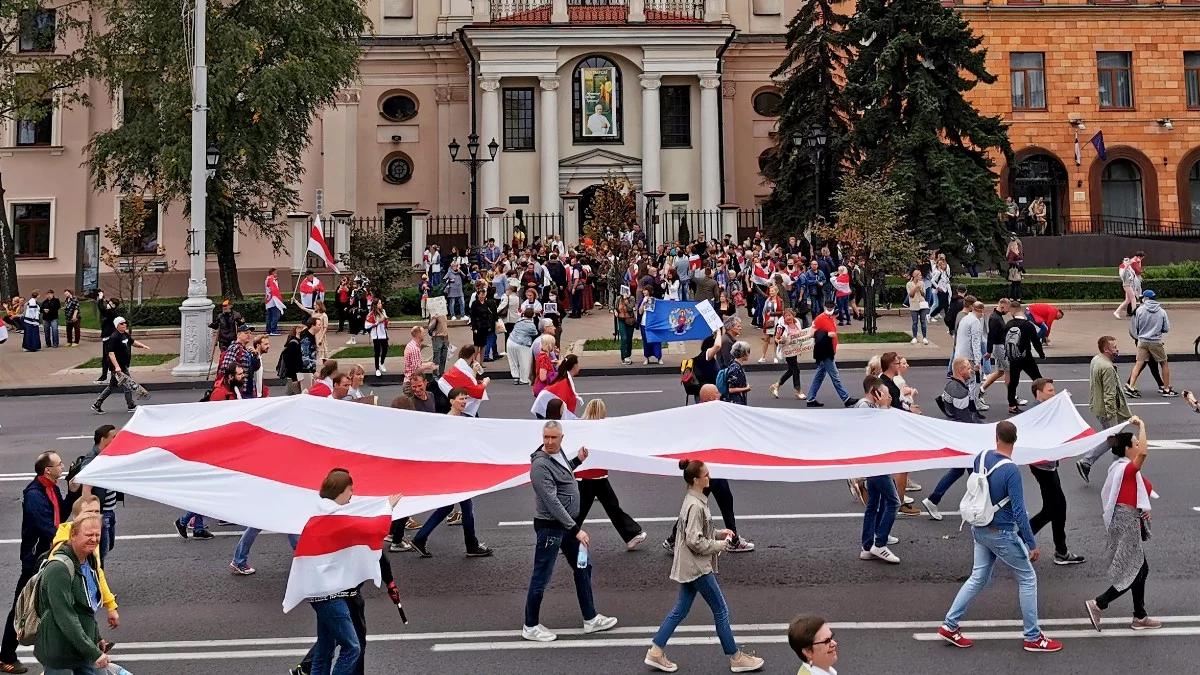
2, 362, 1199, 675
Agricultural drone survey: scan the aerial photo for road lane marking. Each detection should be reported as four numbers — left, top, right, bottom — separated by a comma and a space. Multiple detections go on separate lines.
0, 531, 252, 545
1050, 379, 1090, 382
1075, 402, 1170, 407
55, 434, 94, 440
911, 627, 1200, 642
576, 390, 664, 395
497, 511, 949, 527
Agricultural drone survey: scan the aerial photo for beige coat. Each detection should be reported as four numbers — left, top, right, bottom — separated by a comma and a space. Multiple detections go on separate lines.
670, 490, 725, 583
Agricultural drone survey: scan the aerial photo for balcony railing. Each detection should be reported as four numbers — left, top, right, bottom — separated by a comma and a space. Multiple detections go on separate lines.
1065, 216, 1200, 239
490, 0, 552, 22
645, 0, 705, 20
484, 0, 710, 23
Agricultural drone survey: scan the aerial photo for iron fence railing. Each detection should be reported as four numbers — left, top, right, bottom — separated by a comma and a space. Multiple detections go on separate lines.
503, 212, 564, 249
662, 210, 721, 244
737, 208, 762, 244
1064, 216, 1200, 239
490, 0, 551, 22
645, 0, 704, 20
567, 0, 628, 21
427, 214, 473, 254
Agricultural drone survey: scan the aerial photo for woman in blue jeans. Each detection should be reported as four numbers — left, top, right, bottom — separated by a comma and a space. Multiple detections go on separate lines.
644, 459, 764, 673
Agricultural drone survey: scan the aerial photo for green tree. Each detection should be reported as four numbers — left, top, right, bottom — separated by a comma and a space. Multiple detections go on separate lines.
761, 0, 853, 241
341, 224, 415, 298
844, 0, 1011, 262
0, 1, 94, 300
85, 0, 369, 299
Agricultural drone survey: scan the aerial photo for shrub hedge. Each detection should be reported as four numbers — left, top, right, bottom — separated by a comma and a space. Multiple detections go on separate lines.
879, 278, 1200, 304
94, 287, 422, 327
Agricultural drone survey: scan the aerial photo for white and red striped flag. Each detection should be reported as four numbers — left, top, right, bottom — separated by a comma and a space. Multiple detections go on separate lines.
282, 496, 392, 612
307, 215, 340, 273
75, 393, 1111, 537
438, 358, 489, 417
265, 274, 286, 313
531, 373, 582, 419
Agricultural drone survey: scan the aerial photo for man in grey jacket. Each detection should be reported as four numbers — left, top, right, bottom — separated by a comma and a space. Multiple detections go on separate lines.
1125, 290, 1175, 397
522, 421, 618, 642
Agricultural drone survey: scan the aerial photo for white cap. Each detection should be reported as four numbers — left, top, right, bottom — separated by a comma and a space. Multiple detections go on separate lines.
113, 316, 127, 327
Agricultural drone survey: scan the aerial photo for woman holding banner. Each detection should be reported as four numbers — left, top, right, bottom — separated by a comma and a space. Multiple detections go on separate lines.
637, 287, 663, 365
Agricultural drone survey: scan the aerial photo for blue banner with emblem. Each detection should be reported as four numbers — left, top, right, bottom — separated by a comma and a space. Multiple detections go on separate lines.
642, 300, 723, 343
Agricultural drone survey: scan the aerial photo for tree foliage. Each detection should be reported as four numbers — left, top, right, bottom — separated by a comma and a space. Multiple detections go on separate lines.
761, 0, 852, 241
341, 224, 416, 298
98, 193, 178, 308
85, 0, 369, 299
816, 174, 926, 277
844, 0, 1011, 262
583, 174, 638, 240
0, 1, 95, 300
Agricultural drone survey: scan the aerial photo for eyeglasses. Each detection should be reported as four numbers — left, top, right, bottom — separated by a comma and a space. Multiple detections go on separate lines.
813, 632, 836, 647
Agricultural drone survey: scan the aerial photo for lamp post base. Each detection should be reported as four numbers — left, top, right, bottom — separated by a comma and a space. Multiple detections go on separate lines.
171, 296, 216, 377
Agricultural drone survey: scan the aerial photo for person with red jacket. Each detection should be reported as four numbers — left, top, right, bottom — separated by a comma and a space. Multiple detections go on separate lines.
1025, 303, 1064, 345
307, 360, 340, 397
210, 363, 247, 401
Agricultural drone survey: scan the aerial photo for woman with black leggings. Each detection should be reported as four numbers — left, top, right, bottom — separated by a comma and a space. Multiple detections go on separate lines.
769, 308, 813, 400
365, 299, 389, 377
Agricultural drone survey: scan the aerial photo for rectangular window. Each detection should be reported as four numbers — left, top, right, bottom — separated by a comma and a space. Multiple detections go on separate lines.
118, 198, 160, 255
18, 9, 56, 53
1187, 52, 1200, 110
502, 88, 535, 151
1098, 51, 1134, 109
659, 85, 691, 148
1010, 53, 1046, 110
12, 203, 52, 258
14, 75, 54, 147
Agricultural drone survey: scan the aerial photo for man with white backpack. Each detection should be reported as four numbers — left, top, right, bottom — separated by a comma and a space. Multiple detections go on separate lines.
937, 421, 1064, 654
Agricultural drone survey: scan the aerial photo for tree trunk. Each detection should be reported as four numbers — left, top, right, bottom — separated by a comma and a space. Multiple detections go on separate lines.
211, 202, 242, 299
0, 172, 20, 300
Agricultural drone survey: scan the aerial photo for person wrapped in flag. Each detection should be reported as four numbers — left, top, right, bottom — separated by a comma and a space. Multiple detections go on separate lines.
283, 469, 403, 675
264, 267, 286, 336
437, 345, 491, 417
531, 354, 583, 419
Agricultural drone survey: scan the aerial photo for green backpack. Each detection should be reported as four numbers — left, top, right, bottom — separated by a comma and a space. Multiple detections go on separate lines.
14, 551, 74, 646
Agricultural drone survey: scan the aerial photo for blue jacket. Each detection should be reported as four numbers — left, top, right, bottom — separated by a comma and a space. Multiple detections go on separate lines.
21, 478, 73, 571
800, 269, 825, 293
975, 450, 1036, 549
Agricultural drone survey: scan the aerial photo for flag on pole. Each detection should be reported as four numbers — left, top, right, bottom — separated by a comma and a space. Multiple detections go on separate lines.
531, 373, 582, 419
437, 358, 489, 417
1074, 132, 1082, 167
643, 300, 724, 343
1089, 131, 1107, 162
307, 215, 340, 273
282, 496, 392, 612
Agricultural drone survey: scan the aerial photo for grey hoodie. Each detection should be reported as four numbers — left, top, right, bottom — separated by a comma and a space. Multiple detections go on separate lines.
529, 445, 582, 532
1131, 299, 1169, 342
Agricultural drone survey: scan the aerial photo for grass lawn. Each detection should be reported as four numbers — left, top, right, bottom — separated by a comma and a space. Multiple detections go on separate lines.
583, 338, 643, 351
1025, 267, 1115, 276
330, 344, 407, 359
839, 331, 915, 343
77, 353, 178, 369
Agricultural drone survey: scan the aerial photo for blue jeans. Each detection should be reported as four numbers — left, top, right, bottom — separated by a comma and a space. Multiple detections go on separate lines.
944, 526, 1041, 641
100, 510, 116, 560
44, 319, 59, 347
484, 333, 498, 360
1030, 318, 1049, 341
178, 512, 207, 533
310, 598, 361, 675
861, 475, 900, 550
524, 526, 596, 627
266, 306, 282, 334
652, 573, 738, 656
639, 326, 662, 361
835, 296, 850, 323
910, 309, 928, 338
448, 295, 465, 317
233, 527, 261, 567
806, 357, 850, 402
967, 263, 980, 278
929, 468, 967, 505
413, 501, 479, 551
807, 291, 822, 319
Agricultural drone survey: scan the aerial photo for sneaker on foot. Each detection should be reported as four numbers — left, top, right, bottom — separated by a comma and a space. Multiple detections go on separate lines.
1131, 617, 1163, 630
902, 495, 915, 505
905, 481, 923, 492
410, 539, 432, 558
583, 613, 618, 634
380, 364, 387, 373
192, 529, 214, 540
0, 661, 30, 674
174, 519, 188, 539
91, 404, 106, 415
858, 549, 873, 560
229, 562, 256, 576
843, 397, 859, 407
729, 651, 764, 673
375, 369, 382, 377
1076, 460, 1091, 484
806, 400, 825, 408
922, 337, 929, 345
1054, 551, 1085, 565
911, 338, 918, 344
887, 535, 899, 545
1022, 634, 1063, 653
626, 531, 648, 551
869, 545, 900, 563
388, 540, 414, 553
662, 539, 674, 553
938, 625, 973, 648
976, 399, 990, 411
126, 405, 137, 413
757, 357, 766, 364
521, 624, 557, 642
405, 518, 422, 530
1161, 388, 1179, 398
1124, 384, 1142, 398
466, 544, 494, 557
922, 498, 943, 521
897, 504, 920, 516
1085, 599, 1102, 632
728, 538, 755, 552
644, 647, 679, 673
446, 511, 463, 526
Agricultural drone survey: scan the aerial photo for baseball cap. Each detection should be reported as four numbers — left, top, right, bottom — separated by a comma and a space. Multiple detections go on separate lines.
237, 323, 254, 333
1142, 290, 1156, 300
113, 316, 127, 327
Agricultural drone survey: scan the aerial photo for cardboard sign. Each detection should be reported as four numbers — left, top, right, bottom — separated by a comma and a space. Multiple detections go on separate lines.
427, 296, 448, 317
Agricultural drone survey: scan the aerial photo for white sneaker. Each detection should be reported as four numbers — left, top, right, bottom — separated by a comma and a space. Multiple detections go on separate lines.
858, 549, 873, 560
757, 357, 766, 363
375, 369, 382, 377
380, 364, 387, 373
905, 481, 922, 492
773, 357, 780, 364
869, 545, 900, 563
911, 338, 918, 344
626, 531, 648, 551
887, 535, 899, 545
902, 495, 914, 505
583, 613, 618, 634
521, 624, 557, 642
727, 538, 755, 552
1018, 398, 1029, 406
922, 497, 943, 521
922, 337, 929, 345
642, 358, 649, 365
976, 399, 990, 411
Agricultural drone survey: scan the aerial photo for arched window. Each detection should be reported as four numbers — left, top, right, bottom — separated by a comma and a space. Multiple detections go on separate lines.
752, 89, 782, 117
1101, 159, 1145, 225
573, 56, 622, 144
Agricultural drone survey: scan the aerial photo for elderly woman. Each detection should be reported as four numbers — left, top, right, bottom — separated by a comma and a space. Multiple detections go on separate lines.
1085, 417, 1162, 632
788, 616, 838, 675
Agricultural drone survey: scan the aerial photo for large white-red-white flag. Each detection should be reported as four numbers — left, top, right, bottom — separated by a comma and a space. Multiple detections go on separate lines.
437, 358, 489, 417
282, 497, 392, 612
531, 373, 581, 419
307, 215, 340, 273
265, 274, 286, 313
76, 393, 1108, 535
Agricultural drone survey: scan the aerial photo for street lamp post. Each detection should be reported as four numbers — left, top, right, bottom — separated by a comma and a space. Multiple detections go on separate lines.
792, 124, 828, 225
447, 133, 499, 246
173, 0, 217, 377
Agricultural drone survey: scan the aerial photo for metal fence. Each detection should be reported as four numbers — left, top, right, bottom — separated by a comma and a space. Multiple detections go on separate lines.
1064, 216, 1200, 239
427, 215, 472, 253
737, 208, 762, 244
645, 0, 704, 20
502, 212, 563, 248
662, 210, 721, 244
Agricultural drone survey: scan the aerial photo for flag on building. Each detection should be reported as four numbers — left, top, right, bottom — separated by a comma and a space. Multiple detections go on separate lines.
307, 215, 340, 273
437, 358, 489, 417
282, 497, 393, 612
1089, 131, 1107, 162
531, 373, 582, 419
643, 299, 723, 343
1074, 133, 1082, 167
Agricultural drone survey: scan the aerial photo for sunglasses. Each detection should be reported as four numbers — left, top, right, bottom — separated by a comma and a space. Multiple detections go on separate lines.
813, 632, 837, 647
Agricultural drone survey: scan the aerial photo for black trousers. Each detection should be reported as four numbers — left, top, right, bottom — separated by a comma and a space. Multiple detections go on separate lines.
1096, 559, 1149, 620
776, 356, 802, 390
372, 339, 389, 370
0, 566, 35, 662
1029, 466, 1067, 555
1007, 358, 1042, 406
337, 301, 350, 332
300, 592, 368, 675
576, 477, 643, 543
667, 478, 740, 546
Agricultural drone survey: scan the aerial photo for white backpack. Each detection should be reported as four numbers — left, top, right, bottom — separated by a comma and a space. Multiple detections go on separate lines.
959, 452, 1012, 528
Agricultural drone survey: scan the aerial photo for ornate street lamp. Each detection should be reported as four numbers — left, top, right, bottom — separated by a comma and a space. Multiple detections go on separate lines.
447, 133, 499, 245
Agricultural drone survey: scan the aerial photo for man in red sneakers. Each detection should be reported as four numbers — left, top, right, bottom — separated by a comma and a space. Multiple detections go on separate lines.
937, 421, 1063, 654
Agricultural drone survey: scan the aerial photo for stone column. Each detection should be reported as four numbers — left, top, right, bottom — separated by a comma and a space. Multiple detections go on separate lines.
288, 212, 311, 272
539, 76, 561, 214
473, 0, 490, 22
479, 76, 502, 212
322, 89, 360, 215
411, 209, 430, 266
561, 192, 581, 247
640, 74, 662, 196
485, 206, 506, 244
551, 0, 568, 23
719, 203, 739, 241
699, 73, 721, 211
629, 0, 646, 22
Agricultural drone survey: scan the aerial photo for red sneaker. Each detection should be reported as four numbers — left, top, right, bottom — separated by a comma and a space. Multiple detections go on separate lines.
1022, 634, 1063, 653
938, 625, 973, 648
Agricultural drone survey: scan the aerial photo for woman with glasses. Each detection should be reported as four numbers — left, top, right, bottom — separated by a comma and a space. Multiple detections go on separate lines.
643, 458, 764, 673
788, 615, 839, 675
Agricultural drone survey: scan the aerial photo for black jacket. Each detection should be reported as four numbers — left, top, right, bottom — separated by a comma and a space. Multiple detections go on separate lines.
280, 336, 304, 380
946, 295, 965, 335
1003, 317, 1045, 360
21, 479, 75, 572
812, 330, 835, 362
986, 309, 1008, 354
208, 310, 243, 345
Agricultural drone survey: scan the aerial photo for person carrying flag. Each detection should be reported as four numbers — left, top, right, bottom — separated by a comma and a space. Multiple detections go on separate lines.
298, 271, 326, 311
437, 345, 491, 417
264, 268, 286, 336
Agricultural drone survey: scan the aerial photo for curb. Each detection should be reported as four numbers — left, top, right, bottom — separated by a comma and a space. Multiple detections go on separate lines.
5, 352, 1197, 398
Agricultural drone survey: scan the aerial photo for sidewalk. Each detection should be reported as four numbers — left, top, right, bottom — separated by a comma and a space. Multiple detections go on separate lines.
2, 303, 1198, 395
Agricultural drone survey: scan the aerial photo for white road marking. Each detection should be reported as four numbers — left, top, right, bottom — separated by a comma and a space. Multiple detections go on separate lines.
1051, 379, 1090, 382
576, 389, 664, 395
911, 627, 1200, 642
1075, 402, 1171, 407
0, 531, 252, 545
1193, 507, 1200, 512
497, 511, 943, 527
55, 434, 94, 440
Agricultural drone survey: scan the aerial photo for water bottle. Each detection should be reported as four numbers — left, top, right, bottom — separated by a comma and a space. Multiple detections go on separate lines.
576, 543, 589, 569
105, 665, 133, 675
